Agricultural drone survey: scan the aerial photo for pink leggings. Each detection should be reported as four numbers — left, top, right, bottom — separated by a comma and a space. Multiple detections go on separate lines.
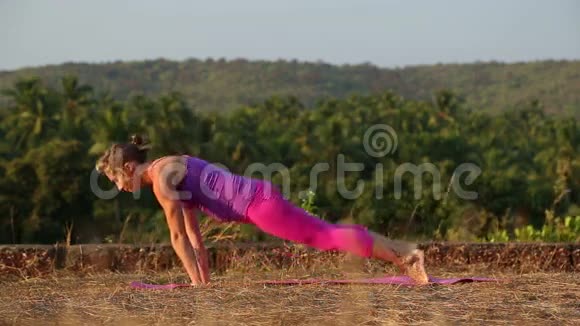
245, 195, 374, 258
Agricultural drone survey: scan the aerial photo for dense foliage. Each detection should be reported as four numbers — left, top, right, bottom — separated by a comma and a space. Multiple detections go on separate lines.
0, 75, 578, 244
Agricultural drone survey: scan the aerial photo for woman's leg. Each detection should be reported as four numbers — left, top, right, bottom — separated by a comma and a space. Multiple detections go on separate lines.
246, 195, 374, 257
246, 195, 429, 284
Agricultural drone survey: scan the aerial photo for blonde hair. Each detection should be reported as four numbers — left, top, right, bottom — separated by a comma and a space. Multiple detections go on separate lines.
96, 134, 151, 175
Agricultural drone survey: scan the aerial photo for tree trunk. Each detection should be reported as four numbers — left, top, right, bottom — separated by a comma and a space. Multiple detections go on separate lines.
10, 206, 15, 244
114, 197, 122, 224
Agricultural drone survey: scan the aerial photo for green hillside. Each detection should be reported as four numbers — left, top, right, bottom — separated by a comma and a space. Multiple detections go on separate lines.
1, 58, 579, 115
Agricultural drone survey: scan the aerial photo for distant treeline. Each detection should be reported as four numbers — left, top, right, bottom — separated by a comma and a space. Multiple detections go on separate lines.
0, 76, 578, 245
0, 58, 579, 116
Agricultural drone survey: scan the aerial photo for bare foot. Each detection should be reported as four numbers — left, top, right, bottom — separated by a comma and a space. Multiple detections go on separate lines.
402, 249, 429, 285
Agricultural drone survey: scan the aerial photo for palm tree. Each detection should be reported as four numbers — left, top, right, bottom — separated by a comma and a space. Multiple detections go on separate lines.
58, 75, 94, 139
88, 95, 131, 155
1, 78, 59, 151
137, 92, 199, 157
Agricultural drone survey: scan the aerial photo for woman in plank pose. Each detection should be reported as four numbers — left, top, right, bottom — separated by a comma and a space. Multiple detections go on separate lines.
96, 135, 429, 285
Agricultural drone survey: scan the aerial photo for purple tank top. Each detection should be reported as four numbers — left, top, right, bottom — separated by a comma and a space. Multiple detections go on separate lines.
176, 156, 276, 222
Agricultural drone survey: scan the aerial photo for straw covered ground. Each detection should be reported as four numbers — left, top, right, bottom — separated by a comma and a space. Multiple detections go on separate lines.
1, 255, 578, 326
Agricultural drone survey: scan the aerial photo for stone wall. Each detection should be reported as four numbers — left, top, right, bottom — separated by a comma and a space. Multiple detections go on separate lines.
0, 242, 578, 278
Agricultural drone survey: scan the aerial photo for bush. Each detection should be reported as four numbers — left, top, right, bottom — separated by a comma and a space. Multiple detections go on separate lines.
484, 214, 580, 243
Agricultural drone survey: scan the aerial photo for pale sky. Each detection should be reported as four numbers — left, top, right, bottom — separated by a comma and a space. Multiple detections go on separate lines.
1, 0, 579, 71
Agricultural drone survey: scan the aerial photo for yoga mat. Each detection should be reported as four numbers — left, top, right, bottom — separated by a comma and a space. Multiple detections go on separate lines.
130, 276, 499, 290
261, 275, 499, 286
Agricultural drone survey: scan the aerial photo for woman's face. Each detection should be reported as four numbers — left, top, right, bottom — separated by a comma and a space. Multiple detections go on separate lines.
106, 163, 137, 192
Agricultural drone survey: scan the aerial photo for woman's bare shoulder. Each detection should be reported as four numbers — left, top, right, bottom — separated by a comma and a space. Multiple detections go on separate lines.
151, 155, 187, 167
149, 155, 188, 190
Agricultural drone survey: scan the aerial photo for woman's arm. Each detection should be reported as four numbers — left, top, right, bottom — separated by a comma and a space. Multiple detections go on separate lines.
150, 156, 209, 286
156, 197, 207, 285
182, 207, 210, 284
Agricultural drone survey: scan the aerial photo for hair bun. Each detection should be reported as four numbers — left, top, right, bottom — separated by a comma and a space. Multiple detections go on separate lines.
130, 134, 151, 150
130, 134, 144, 146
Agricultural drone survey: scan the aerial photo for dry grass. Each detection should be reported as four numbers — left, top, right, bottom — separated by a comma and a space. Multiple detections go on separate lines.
0, 258, 578, 326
